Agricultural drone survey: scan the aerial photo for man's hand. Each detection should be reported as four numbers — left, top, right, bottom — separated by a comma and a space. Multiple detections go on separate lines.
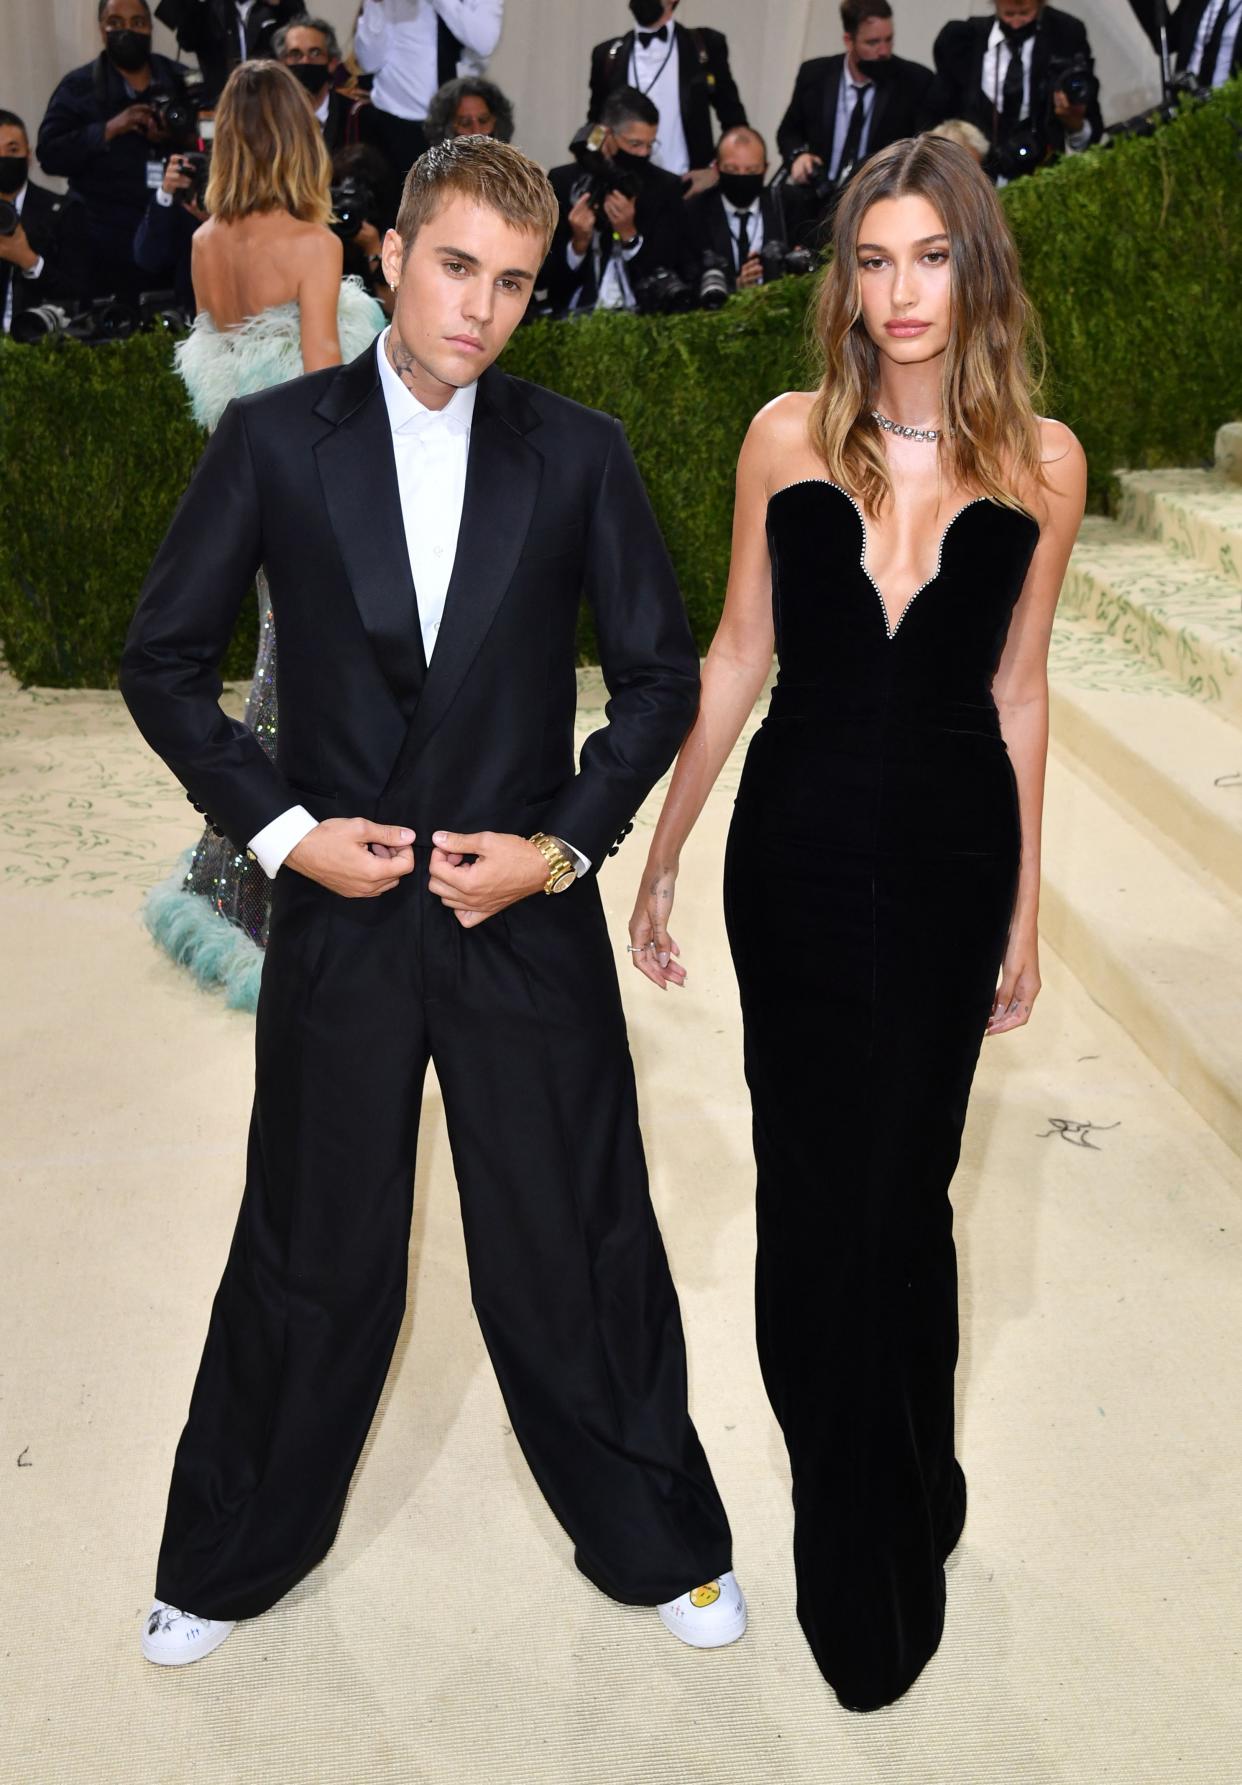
568, 192, 595, 255
0, 222, 38, 272
428, 830, 548, 929
105, 102, 157, 143
738, 252, 763, 288
602, 187, 637, 240
790, 152, 823, 186
286, 818, 416, 897
682, 165, 718, 198
1053, 90, 1088, 132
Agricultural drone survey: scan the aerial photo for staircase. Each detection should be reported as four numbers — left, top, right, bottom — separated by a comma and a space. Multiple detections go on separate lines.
1043, 423, 1242, 1156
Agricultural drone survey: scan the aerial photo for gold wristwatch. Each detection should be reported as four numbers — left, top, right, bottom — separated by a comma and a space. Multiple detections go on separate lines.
529, 832, 577, 895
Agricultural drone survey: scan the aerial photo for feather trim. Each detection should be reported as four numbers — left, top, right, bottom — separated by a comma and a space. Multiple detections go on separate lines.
143, 855, 263, 1013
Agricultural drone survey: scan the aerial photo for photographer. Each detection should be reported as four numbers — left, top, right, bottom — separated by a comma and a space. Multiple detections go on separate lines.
275, 14, 357, 154
353, 0, 505, 188
1175, 0, 1242, 89
683, 126, 785, 296
423, 76, 515, 147
329, 142, 396, 315
0, 111, 89, 338
544, 87, 687, 315
37, 0, 193, 302
153, 1, 300, 106
132, 148, 206, 313
925, 0, 1103, 184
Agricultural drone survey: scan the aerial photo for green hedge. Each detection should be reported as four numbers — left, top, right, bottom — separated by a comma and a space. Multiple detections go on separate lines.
2, 79, 1240, 687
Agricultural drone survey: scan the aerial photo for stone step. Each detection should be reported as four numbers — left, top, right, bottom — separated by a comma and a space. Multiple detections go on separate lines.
1049, 612, 1242, 905
1041, 750, 1242, 1158
1114, 468, 1242, 589
1217, 421, 1242, 486
1063, 516, 1242, 725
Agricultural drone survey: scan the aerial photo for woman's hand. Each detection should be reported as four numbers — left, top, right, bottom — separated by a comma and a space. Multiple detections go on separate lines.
628, 863, 685, 991
986, 921, 1041, 1036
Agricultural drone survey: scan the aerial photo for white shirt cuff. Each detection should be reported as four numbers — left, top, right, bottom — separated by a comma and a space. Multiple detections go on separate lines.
553, 838, 592, 878
249, 805, 318, 879
566, 239, 587, 269
21, 254, 45, 279
155, 187, 174, 207
619, 234, 643, 259
1065, 125, 1092, 153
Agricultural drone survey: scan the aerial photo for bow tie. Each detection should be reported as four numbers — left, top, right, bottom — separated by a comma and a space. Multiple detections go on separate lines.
637, 26, 669, 47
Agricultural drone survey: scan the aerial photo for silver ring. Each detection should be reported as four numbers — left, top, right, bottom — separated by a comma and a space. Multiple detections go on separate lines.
625, 942, 654, 953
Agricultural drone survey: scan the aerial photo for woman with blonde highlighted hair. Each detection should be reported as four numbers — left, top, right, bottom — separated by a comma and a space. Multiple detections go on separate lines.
143, 58, 384, 1008
629, 133, 1086, 1710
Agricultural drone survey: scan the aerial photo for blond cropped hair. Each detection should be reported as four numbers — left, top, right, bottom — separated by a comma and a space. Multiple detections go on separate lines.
395, 135, 558, 260
205, 60, 333, 226
809, 134, 1048, 518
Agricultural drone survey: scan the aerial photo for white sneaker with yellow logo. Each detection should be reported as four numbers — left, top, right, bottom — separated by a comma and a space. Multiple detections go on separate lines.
657, 1571, 748, 1648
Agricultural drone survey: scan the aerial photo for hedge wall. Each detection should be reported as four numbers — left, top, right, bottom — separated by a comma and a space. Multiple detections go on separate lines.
2, 79, 1240, 687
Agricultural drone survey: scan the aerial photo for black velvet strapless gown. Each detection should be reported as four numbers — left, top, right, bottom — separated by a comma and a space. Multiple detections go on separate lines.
724, 478, 1041, 1712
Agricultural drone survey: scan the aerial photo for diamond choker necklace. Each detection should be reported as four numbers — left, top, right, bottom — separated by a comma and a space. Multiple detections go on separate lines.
871, 409, 942, 443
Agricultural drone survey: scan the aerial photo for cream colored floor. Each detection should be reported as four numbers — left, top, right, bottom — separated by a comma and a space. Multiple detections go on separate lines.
3, 672, 1241, 1785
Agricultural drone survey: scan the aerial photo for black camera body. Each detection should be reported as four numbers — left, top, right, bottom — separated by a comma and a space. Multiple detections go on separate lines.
1047, 51, 1092, 111
758, 239, 815, 283
0, 197, 18, 238
569, 123, 641, 226
147, 88, 201, 150
329, 176, 375, 244
178, 149, 210, 209
632, 266, 695, 315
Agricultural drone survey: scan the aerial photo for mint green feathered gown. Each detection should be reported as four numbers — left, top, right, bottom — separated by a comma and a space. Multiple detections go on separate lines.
143, 278, 385, 1009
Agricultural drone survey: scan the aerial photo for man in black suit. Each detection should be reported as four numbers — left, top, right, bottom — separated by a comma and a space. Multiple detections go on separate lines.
0, 111, 89, 337
924, 0, 1104, 181
37, 0, 193, 303
589, 2, 747, 197
1173, 0, 1242, 88
544, 89, 689, 314
273, 13, 357, 153
121, 136, 740, 1667
154, 0, 300, 105
682, 125, 787, 295
776, 0, 931, 242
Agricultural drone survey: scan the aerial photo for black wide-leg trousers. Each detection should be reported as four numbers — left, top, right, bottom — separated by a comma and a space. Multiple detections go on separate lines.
154, 864, 732, 1621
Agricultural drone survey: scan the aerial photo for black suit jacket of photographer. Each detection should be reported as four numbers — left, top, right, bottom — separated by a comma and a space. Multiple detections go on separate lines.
37, 51, 191, 277
681, 183, 788, 289
1172, 0, 1242, 80
154, 0, 300, 105
776, 53, 932, 171
120, 344, 698, 883
1, 181, 90, 332
923, 8, 1105, 153
542, 158, 689, 314
588, 24, 747, 170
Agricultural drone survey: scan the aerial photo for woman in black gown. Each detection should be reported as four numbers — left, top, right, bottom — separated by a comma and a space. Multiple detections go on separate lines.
628, 136, 1086, 1712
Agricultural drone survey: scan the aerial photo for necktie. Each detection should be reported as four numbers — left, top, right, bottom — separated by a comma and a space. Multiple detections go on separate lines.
1001, 37, 1026, 130
735, 208, 752, 271
1199, 0, 1237, 88
837, 84, 868, 181
637, 26, 669, 48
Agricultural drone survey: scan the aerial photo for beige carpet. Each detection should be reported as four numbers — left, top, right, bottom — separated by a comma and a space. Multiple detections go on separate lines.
3, 671, 1240, 1785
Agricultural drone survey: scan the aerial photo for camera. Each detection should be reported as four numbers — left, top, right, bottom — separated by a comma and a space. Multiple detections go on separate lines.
1048, 52, 1092, 111
0, 198, 18, 238
698, 250, 730, 311
632, 266, 695, 315
984, 127, 1049, 183
10, 303, 76, 345
147, 89, 201, 149
758, 239, 815, 283
329, 176, 375, 244
177, 150, 211, 209
569, 123, 642, 224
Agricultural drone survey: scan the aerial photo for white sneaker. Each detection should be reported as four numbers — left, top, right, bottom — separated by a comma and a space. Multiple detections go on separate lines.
141, 1600, 236, 1666
657, 1571, 748, 1649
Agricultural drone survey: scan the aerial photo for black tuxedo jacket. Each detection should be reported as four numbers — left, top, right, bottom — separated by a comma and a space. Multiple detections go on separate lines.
542, 159, 688, 313
924, 8, 1105, 151
154, 0, 300, 103
680, 185, 788, 287
1172, 0, 1242, 80
1, 182, 90, 331
120, 349, 699, 875
588, 23, 747, 170
321, 88, 359, 157
776, 54, 932, 170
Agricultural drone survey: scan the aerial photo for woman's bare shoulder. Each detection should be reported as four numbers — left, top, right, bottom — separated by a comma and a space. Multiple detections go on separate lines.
1036, 415, 1084, 465
751, 389, 817, 443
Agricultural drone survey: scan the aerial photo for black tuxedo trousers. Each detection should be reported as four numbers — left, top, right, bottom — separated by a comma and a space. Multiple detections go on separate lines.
125, 352, 732, 1619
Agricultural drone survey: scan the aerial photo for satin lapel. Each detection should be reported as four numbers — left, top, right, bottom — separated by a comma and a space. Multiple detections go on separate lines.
383, 369, 542, 787
312, 355, 425, 717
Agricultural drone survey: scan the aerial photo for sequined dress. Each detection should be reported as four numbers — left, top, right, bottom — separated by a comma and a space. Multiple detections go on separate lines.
143, 279, 385, 1008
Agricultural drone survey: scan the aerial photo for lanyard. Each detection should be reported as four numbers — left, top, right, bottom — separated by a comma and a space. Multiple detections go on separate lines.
628, 32, 676, 97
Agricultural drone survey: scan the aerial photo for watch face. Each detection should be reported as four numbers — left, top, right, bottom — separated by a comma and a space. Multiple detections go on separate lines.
551, 867, 576, 894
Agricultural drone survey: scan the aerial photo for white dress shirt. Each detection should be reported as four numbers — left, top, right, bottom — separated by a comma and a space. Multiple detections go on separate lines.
235, 0, 256, 63
249, 331, 589, 878
628, 28, 691, 176
720, 192, 763, 271
829, 72, 875, 181
2, 184, 45, 336
1191, 0, 1242, 87
353, 0, 503, 122
566, 216, 645, 312
983, 21, 1092, 156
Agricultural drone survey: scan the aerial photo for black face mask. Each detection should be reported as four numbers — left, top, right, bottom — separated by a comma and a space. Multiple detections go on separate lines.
289, 61, 331, 96
717, 171, 764, 209
998, 17, 1040, 47
610, 146, 652, 176
0, 155, 29, 195
106, 29, 152, 73
629, 0, 667, 29
858, 54, 896, 85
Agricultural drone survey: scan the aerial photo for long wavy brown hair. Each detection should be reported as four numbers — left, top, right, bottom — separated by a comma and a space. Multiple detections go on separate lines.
808, 134, 1047, 517
205, 60, 332, 226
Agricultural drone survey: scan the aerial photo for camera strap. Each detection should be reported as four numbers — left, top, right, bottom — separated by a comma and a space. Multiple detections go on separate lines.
627, 29, 677, 96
